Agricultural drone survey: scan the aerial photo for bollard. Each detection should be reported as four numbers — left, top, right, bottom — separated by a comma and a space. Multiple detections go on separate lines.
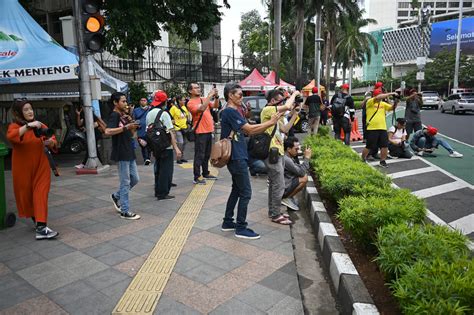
0, 143, 16, 229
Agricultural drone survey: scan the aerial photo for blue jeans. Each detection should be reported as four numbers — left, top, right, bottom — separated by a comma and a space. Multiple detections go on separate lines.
114, 160, 139, 213
224, 159, 251, 231
248, 158, 268, 175
411, 136, 454, 154
154, 149, 174, 198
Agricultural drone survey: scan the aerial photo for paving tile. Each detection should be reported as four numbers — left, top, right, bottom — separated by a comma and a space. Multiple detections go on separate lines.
272, 241, 295, 258
95, 248, 136, 266
173, 254, 204, 274
205, 252, 247, 272
22, 269, 82, 293
37, 243, 77, 260
0, 263, 11, 277
17, 261, 58, 282
84, 268, 129, 290
186, 245, 226, 262
163, 273, 204, 303
258, 271, 301, 299
179, 263, 227, 284
0, 295, 67, 315
183, 285, 231, 314
48, 280, 97, 307
0, 273, 41, 309
4, 252, 47, 272
154, 294, 202, 315
267, 295, 304, 315
61, 291, 115, 315
0, 246, 33, 263
207, 271, 254, 300
108, 234, 155, 256
82, 242, 121, 258
209, 297, 265, 315
278, 261, 298, 276
113, 255, 146, 277
234, 284, 287, 312
266, 228, 292, 242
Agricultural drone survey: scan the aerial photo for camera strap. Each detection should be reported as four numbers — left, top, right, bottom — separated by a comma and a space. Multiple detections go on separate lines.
366, 102, 380, 126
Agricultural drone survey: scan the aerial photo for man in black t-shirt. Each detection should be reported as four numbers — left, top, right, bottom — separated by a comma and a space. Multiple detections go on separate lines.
330, 84, 355, 145
304, 87, 322, 135
105, 92, 141, 220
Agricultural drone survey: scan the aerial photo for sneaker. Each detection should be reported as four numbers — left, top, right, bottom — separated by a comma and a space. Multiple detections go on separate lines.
157, 195, 175, 200
180, 159, 188, 163
36, 226, 59, 240
144, 159, 151, 166
110, 194, 121, 213
74, 163, 84, 169
221, 221, 236, 231
449, 151, 463, 158
193, 178, 206, 185
120, 212, 141, 220
177, 160, 183, 164
235, 228, 260, 240
416, 151, 424, 157
366, 155, 375, 161
281, 198, 299, 211
379, 160, 388, 168
388, 154, 398, 160
203, 175, 218, 180
171, 183, 177, 187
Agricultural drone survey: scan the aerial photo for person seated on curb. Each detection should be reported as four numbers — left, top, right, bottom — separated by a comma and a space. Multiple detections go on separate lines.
410, 126, 463, 158
282, 136, 311, 211
388, 118, 412, 159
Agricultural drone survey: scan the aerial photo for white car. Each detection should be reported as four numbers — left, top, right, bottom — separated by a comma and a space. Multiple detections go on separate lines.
440, 92, 474, 114
421, 91, 442, 109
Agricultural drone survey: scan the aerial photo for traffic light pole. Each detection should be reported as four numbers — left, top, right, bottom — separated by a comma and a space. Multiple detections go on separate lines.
453, 0, 464, 91
73, 0, 102, 169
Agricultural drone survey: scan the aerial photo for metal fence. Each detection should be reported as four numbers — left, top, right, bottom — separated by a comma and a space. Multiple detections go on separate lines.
95, 46, 248, 83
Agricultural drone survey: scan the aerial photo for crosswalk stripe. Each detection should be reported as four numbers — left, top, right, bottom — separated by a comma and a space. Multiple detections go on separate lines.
388, 167, 435, 179
449, 214, 474, 236
413, 181, 468, 199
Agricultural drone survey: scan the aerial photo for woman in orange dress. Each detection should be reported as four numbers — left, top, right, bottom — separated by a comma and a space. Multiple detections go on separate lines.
7, 100, 59, 240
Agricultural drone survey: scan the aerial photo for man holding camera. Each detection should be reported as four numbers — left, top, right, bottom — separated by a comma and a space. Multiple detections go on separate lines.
187, 82, 220, 185
361, 89, 398, 167
106, 92, 141, 220
330, 84, 355, 145
404, 89, 423, 140
261, 89, 301, 225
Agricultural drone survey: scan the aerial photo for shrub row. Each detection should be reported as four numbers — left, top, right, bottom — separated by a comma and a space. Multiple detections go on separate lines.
306, 133, 473, 314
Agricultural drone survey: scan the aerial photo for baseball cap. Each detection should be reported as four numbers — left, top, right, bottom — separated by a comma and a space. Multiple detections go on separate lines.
312, 86, 318, 93
373, 88, 382, 97
426, 125, 438, 136
151, 90, 168, 106
374, 82, 383, 89
341, 83, 349, 90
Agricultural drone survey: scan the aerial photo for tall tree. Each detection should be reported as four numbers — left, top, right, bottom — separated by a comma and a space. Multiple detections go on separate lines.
238, 10, 270, 72
103, 0, 229, 58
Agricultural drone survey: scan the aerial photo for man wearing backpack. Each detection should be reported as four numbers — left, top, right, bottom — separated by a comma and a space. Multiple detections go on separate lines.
146, 90, 182, 200
361, 89, 398, 167
133, 97, 151, 165
330, 84, 355, 145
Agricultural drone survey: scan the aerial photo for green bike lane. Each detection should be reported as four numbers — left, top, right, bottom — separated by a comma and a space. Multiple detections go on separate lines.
386, 108, 474, 185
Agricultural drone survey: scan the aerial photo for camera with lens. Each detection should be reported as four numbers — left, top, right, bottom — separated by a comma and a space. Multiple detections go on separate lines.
33, 127, 54, 138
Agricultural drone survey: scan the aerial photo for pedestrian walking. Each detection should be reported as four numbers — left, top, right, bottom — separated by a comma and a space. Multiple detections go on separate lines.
133, 97, 151, 165
330, 84, 355, 145
7, 99, 59, 239
169, 96, 190, 164
105, 92, 141, 220
304, 87, 322, 135
186, 82, 220, 184
404, 89, 423, 140
220, 83, 282, 239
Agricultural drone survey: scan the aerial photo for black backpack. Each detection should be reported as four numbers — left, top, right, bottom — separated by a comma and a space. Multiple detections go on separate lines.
146, 109, 171, 157
332, 93, 348, 117
248, 106, 278, 160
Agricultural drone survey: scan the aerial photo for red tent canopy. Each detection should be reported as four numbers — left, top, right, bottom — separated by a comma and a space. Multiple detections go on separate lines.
265, 71, 295, 88
239, 69, 275, 91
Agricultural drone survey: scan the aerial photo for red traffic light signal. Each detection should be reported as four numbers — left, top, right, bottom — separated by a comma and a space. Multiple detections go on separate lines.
81, 0, 105, 52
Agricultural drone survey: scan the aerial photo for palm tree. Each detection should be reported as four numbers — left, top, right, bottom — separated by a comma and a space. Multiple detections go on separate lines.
336, 12, 378, 89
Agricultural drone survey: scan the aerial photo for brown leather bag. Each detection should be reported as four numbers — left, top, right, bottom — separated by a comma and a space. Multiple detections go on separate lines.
210, 131, 234, 168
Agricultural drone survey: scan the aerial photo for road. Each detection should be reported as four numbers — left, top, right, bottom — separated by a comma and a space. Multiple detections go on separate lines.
420, 109, 474, 145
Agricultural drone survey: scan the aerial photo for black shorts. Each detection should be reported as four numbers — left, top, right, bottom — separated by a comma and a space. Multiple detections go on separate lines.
366, 130, 389, 150
283, 177, 300, 198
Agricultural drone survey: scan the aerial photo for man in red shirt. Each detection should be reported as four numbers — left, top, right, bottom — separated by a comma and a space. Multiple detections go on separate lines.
186, 82, 220, 184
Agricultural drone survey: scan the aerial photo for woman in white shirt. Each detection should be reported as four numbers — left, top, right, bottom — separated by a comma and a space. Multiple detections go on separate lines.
388, 118, 413, 159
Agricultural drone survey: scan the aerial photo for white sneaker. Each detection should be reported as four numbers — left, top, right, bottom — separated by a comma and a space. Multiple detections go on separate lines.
281, 198, 299, 211
449, 151, 463, 158
74, 163, 85, 169
416, 151, 424, 156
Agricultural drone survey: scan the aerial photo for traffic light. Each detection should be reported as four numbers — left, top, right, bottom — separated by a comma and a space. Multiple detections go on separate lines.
81, 0, 105, 52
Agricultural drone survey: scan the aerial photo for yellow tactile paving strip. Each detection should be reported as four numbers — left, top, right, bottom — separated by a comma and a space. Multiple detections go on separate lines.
112, 172, 218, 314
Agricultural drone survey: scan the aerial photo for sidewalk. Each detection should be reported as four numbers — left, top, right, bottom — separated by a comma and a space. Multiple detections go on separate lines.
0, 152, 309, 314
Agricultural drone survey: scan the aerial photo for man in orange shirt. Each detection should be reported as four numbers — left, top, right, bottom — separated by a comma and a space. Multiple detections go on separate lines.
186, 82, 220, 184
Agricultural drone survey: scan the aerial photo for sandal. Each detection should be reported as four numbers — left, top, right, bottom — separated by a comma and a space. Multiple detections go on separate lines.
271, 214, 293, 225
281, 213, 290, 218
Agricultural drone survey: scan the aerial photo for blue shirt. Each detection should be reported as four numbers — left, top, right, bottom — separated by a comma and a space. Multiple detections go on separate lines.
133, 106, 150, 138
220, 107, 247, 160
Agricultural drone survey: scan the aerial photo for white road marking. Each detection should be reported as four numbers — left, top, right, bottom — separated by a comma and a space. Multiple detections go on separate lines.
351, 144, 366, 149
413, 181, 468, 199
368, 156, 421, 166
388, 167, 435, 179
449, 214, 474, 236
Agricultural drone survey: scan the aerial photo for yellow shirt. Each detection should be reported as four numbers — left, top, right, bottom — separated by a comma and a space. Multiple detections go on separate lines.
365, 98, 393, 130
169, 105, 189, 131
260, 105, 284, 155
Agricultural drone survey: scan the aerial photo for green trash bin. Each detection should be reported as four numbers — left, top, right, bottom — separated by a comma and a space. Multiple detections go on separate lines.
0, 142, 16, 229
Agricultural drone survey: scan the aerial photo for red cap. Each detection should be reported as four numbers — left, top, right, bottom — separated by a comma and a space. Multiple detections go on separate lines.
426, 125, 438, 136
151, 90, 168, 106
341, 84, 349, 90
374, 82, 383, 88
373, 88, 382, 97
312, 86, 318, 93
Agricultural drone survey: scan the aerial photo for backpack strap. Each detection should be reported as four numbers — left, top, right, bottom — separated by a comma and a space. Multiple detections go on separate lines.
366, 100, 381, 125
270, 105, 278, 138
153, 108, 165, 127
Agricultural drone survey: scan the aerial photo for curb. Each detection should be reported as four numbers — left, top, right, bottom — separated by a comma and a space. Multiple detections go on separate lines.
302, 176, 379, 315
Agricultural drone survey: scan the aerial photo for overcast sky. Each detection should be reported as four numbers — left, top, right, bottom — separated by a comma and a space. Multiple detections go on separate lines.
219, 0, 267, 58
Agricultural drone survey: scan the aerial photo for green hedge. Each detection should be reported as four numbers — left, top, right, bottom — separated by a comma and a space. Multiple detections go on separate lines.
375, 223, 469, 279
305, 134, 473, 314
337, 190, 426, 245
391, 259, 474, 315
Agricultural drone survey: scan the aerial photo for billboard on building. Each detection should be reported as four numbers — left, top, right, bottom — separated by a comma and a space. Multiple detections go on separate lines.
430, 17, 474, 57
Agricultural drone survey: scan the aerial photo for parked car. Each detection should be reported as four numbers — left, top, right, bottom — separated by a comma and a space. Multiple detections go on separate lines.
242, 96, 309, 132
421, 91, 442, 109
440, 92, 474, 114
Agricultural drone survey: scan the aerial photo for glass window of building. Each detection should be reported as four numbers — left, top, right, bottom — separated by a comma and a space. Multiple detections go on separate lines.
398, 11, 409, 16
449, 2, 460, 8
398, 2, 411, 8
436, 2, 447, 7
463, 2, 472, 7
